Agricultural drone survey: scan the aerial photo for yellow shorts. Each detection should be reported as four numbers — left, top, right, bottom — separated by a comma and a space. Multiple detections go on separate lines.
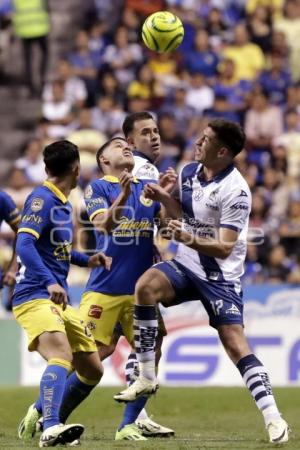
13, 299, 97, 353
80, 292, 134, 346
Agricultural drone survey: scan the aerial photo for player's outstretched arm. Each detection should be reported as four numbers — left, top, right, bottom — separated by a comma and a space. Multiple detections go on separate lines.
92, 170, 133, 233
144, 183, 182, 219
168, 220, 238, 259
71, 250, 112, 270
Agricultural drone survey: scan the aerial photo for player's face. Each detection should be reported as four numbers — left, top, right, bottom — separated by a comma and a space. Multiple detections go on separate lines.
195, 127, 221, 165
128, 119, 161, 162
104, 139, 134, 171
70, 160, 80, 189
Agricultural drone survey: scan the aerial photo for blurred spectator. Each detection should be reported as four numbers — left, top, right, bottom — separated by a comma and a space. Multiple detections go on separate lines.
42, 80, 73, 123
12, 0, 50, 96
5, 168, 32, 208
274, 0, 300, 80
245, 90, 283, 157
91, 95, 125, 136
103, 26, 143, 88
213, 58, 252, 121
85, 0, 123, 31
275, 109, 300, 178
121, 7, 141, 42
263, 245, 291, 283
97, 70, 125, 105
205, 7, 229, 48
185, 72, 214, 115
43, 60, 88, 109
223, 23, 265, 81
68, 30, 100, 104
204, 95, 240, 122
88, 21, 108, 59
257, 53, 291, 105
158, 113, 186, 170
160, 84, 194, 134
243, 244, 264, 285
127, 63, 157, 101
15, 138, 45, 184
148, 53, 179, 95
183, 29, 219, 78
270, 29, 289, 59
247, 5, 273, 53
246, 0, 283, 19
279, 197, 300, 256
125, 0, 165, 17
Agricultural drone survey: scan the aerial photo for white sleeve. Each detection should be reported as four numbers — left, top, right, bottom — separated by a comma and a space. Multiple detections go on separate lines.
220, 188, 251, 232
133, 160, 159, 181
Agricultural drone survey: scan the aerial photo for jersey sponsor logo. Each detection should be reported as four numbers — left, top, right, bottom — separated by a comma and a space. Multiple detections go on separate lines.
53, 241, 72, 261
239, 190, 248, 197
88, 304, 102, 319
31, 198, 44, 212
230, 202, 249, 211
21, 213, 43, 224
226, 303, 241, 315
85, 184, 93, 199
86, 197, 106, 211
139, 194, 153, 207
205, 203, 219, 211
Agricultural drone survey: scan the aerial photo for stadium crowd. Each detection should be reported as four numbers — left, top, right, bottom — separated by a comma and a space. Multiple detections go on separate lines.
1, 0, 300, 296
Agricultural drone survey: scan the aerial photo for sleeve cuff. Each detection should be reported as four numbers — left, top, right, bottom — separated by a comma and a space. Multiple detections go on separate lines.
220, 224, 240, 232
90, 208, 107, 221
18, 227, 40, 239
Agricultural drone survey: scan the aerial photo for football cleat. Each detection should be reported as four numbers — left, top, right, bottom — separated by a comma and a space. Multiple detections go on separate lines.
67, 438, 81, 447
114, 376, 159, 403
267, 418, 290, 443
115, 424, 147, 440
136, 416, 175, 437
18, 403, 41, 440
39, 423, 84, 447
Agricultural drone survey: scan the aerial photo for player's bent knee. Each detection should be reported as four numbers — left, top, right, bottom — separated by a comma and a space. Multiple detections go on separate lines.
135, 269, 166, 304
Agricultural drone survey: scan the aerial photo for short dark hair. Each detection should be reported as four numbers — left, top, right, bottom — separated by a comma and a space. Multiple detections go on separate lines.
96, 137, 127, 169
43, 140, 79, 176
122, 112, 154, 137
207, 119, 246, 157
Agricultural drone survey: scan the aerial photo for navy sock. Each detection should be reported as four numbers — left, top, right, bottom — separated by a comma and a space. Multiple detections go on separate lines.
40, 361, 69, 430
59, 371, 97, 424
35, 397, 42, 414
118, 396, 148, 430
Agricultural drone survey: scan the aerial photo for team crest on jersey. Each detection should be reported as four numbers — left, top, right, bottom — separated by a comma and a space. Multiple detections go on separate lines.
208, 188, 220, 201
139, 194, 153, 207
85, 185, 93, 199
31, 198, 44, 212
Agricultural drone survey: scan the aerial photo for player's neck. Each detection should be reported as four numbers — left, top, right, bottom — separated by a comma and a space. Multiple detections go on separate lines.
202, 163, 232, 181
109, 165, 133, 178
46, 177, 72, 199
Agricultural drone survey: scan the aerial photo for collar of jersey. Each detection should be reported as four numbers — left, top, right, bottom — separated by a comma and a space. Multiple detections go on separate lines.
133, 150, 154, 164
43, 180, 68, 203
102, 175, 139, 184
197, 163, 234, 186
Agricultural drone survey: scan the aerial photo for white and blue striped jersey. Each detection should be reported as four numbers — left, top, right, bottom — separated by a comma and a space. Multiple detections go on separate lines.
175, 162, 251, 283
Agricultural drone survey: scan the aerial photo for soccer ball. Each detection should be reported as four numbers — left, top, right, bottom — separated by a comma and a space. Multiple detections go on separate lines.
142, 11, 184, 53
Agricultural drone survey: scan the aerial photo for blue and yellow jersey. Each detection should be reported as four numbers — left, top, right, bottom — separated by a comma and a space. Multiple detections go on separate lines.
0, 190, 21, 228
13, 181, 74, 306
84, 175, 160, 295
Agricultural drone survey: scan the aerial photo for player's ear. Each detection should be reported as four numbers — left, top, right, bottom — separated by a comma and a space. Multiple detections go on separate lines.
126, 135, 134, 147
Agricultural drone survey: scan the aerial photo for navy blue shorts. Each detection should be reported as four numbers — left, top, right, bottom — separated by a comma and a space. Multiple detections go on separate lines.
155, 260, 244, 329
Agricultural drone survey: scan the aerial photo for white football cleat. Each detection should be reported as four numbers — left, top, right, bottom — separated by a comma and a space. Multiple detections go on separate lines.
39, 423, 84, 447
267, 418, 290, 443
114, 376, 159, 403
136, 416, 175, 437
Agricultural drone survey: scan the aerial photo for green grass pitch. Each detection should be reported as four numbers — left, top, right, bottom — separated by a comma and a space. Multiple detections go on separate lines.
0, 387, 298, 449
